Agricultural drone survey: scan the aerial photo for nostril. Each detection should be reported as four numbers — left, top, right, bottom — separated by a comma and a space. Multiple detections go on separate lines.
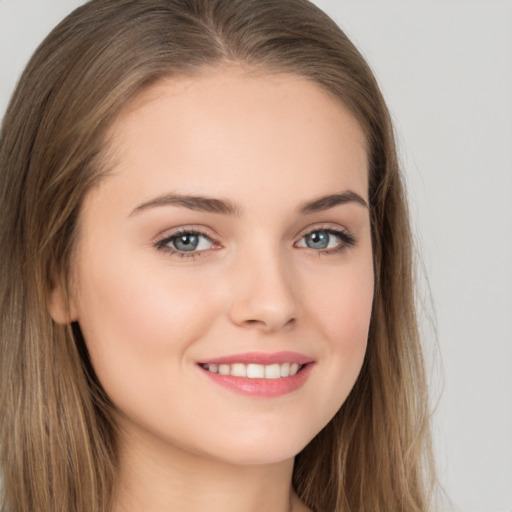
237, 316, 297, 332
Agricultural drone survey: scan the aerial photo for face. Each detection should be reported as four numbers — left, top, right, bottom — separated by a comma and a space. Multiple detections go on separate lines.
59, 68, 374, 466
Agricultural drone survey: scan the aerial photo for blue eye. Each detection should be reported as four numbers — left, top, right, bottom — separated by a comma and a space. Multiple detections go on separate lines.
296, 228, 355, 252
304, 231, 331, 250
157, 230, 214, 254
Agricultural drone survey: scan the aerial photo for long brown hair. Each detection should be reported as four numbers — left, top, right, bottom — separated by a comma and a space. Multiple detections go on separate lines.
0, 1, 436, 511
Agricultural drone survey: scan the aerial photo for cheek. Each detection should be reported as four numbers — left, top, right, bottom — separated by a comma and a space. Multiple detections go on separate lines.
308, 254, 374, 348
73, 250, 219, 397
300, 254, 373, 422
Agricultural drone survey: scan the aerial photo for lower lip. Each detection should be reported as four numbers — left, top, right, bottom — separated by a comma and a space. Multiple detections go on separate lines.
198, 363, 314, 397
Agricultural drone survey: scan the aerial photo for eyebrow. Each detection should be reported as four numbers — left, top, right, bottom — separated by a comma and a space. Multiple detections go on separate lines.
130, 190, 368, 217
130, 193, 242, 216
298, 191, 368, 213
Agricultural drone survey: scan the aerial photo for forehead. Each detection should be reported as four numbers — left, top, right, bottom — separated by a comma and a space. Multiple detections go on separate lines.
112, 66, 367, 150
99, 67, 369, 211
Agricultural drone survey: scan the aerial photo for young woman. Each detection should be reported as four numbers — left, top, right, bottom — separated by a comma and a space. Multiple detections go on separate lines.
0, 1, 436, 511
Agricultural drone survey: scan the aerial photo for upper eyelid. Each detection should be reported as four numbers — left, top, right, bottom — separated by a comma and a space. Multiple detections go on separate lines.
156, 223, 348, 240
154, 225, 219, 244
295, 222, 350, 238
298, 227, 347, 238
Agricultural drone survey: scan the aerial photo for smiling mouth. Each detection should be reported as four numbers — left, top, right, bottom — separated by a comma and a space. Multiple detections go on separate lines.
200, 362, 305, 379
197, 351, 314, 396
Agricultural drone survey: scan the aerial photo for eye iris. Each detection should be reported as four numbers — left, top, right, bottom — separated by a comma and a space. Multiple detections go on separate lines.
306, 231, 330, 249
173, 234, 199, 251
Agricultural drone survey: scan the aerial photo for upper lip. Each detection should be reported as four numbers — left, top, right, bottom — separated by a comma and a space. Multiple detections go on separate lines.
197, 351, 315, 366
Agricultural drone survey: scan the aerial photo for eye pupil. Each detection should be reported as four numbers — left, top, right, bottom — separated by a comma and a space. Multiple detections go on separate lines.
174, 234, 199, 251
306, 231, 329, 249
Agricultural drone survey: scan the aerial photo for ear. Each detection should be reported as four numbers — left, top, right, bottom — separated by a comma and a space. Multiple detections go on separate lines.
48, 282, 78, 325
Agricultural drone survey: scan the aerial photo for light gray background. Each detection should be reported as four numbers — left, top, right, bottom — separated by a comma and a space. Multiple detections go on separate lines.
1, 1, 511, 511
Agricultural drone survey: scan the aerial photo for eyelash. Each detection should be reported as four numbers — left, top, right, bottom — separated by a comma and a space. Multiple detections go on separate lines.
154, 228, 215, 259
154, 226, 357, 259
297, 227, 357, 256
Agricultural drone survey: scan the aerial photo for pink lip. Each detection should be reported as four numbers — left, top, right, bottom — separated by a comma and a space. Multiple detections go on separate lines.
197, 351, 315, 398
198, 351, 314, 366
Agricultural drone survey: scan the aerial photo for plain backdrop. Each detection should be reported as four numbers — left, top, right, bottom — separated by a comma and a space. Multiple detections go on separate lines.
1, 1, 511, 511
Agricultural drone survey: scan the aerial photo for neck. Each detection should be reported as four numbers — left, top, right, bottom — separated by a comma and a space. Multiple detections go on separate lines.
112, 423, 302, 512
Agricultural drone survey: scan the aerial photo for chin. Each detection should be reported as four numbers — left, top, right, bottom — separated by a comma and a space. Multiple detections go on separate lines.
204, 439, 306, 467
187, 420, 322, 467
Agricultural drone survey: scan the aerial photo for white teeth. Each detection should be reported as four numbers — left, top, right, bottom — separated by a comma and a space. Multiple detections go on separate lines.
219, 364, 230, 375
202, 362, 304, 379
247, 364, 265, 378
231, 363, 247, 377
264, 363, 281, 379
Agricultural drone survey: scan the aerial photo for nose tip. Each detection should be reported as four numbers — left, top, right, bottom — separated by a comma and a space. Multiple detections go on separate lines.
227, 259, 299, 333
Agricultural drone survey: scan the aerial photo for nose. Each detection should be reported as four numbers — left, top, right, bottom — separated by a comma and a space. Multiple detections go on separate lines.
227, 247, 299, 333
